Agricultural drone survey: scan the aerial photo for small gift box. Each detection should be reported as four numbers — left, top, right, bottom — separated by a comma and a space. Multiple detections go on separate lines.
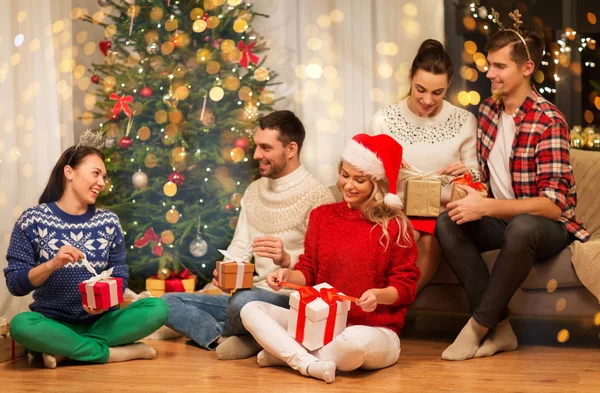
216, 247, 254, 291
288, 282, 351, 351
78, 259, 123, 309
0, 329, 27, 364
146, 270, 197, 297
404, 177, 442, 217
450, 173, 488, 201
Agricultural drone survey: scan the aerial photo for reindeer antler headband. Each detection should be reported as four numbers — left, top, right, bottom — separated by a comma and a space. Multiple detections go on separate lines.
491, 8, 532, 62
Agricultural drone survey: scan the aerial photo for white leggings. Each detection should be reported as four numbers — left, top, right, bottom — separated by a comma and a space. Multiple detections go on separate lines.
240, 301, 401, 376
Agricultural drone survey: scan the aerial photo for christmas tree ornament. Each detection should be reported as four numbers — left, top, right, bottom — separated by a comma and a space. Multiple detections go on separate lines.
157, 267, 171, 280
132, 170, 149, 190
233, 19, 249, 33
147, 42, 160, 54
109, 113, 120, 122
209, 86, 224, 101
189, 218, 208, 257
99, 39, 112, 56
110, 93, 134, 118
144, 153, 158, 168
91, 75, 100, 84
254, 67, 269, 81
238, 41, 259, 68
106, 49, 118, 65
226, 203, 234, 210
120, 136, 133, 149
166, 208, 180, 224
135, 227, 163, 256
190, 8, 204, 20
163, 181, 178, 197
230, 147, 245, 163
161, 230, 175, 244
571, 133, 585, 149
193, 19, 207, 33
234, 136, 250, 151
162, 89, 179, 108
168, 171, 185, 186
140, 86, 153, 97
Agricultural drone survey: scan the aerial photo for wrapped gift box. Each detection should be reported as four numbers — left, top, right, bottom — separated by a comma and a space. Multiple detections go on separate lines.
450, 173, 488, 202
404, 178, 442, 217
288, 282, 351, 351
146, 275, 197, 297
216, 261, 254, 290
1, 321, 27, 364
78, 277, 124, 309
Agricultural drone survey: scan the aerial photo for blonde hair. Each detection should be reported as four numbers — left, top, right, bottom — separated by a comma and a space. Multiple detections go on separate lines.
337, 162, 413, 249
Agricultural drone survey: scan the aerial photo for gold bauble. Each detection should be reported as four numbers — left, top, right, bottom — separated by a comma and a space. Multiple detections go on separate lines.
138, 126, 151, 141
228, 49, 241, 63
221, 39, 236, 53
145, 30, 160, 44
157, 267, 171, 280
196, 48, 212, 63
163, 92, 179, 108
238, 86, 252, 101
243, 102, 259, 121
206, 61, 220, 74
190, 8, 205, 20
162, 134, 175, 146
225, 76, 241, 91
230, 147, 245, 163
173, 63, 187, 78
161, 230, 175, 245
163, 181, 178, 197
583, 126, 596, 136
155, 109, 168, 124
254, 67, 269, 81
161, 42, 175, 55
233, 19, 248, 33
172, 31, 190, 48
150, 7, 164, 21
105, 49, 117, 65
259, 90, 275, 104
204, 0, 217, 11
168, 109, 183, 124
174, 86, 189, 100
172, 146, 187, 162
207, 16, 220, 29
193, 20, 207, 33
165, 19, 179, 32
237, 10, 252, 22
165, 123, 179, 138
144, 154, 158, 168
166, 208, 181, 224
571, 125, 582, 134
584, 132, 599, 149
150, 56, 163, 70
209, 86, 225, 101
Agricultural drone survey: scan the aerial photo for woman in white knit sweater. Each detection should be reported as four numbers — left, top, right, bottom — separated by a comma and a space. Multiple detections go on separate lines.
371, 39, 481, 292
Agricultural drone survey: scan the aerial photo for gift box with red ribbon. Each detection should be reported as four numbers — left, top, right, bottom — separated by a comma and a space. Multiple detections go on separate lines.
77, 259, 124, 310
288, 282, 351, 351
450, 173, 488, 201
145, 269, 197, 297
0, 321, 27, 364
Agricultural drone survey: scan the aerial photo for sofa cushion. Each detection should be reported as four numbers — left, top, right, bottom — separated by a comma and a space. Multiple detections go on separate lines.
430, 248, 582, 290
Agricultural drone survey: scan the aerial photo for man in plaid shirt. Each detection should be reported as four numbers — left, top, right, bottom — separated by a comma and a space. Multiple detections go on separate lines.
435, 21, 589, 361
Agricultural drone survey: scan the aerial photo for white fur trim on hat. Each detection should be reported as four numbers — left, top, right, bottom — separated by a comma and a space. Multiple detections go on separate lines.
384, 193, 403, 209
341, 139, 385, 179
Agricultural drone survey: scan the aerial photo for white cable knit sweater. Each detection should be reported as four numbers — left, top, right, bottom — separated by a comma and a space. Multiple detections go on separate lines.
226, 165, 335, 292
370, 98, 481, 208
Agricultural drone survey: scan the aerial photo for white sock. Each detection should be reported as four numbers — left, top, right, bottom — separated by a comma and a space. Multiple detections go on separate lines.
256, 349, 287, 367
307, 360, 336, 384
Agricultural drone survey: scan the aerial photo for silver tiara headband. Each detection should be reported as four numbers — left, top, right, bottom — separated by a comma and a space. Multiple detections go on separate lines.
67, 129, 105, 165
491, 8, 532, 62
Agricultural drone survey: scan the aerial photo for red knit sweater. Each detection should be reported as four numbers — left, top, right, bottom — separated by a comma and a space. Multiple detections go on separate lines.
294, 202, 420, 335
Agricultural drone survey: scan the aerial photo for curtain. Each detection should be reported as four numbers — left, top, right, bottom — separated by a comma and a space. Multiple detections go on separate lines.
0, 0, 74, 319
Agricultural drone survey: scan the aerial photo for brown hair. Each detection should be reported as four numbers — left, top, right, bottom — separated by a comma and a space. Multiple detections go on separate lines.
486, 26, 545, 69
337, 162, 413, 250
258, 110, 306, 153
39, 146, 104, 204
410, 39, 454, 81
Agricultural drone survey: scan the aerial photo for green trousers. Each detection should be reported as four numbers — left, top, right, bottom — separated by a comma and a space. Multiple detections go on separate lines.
9, 298, 169, 364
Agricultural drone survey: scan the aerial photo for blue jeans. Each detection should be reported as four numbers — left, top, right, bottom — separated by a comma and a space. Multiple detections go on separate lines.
162, 287, 289, 350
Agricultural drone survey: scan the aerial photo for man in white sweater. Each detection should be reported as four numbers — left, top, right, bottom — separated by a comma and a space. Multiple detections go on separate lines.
163, 110, 334, 359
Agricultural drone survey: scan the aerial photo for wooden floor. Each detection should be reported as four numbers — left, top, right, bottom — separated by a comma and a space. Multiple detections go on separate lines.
1, 334, 599, 393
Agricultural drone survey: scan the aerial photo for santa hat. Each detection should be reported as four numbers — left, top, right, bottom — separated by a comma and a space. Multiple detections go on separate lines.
341, 133, 404, 209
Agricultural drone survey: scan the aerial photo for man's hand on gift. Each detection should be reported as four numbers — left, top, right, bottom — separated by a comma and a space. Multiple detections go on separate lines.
356, 289, 378, 312
252, 236, 291, 268
439, 161, 470, 177
83, 305, 106, 315
446, 184, 488, 224
266, 268, 290, 291
50, 246, 85, 271
212, 267, 232, 294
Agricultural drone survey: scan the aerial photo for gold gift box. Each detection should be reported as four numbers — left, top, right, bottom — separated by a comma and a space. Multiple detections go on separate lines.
450, 184, 488, 202
145, 275, 197, 297
404, 178, 442, 217
216, 261, 254, 290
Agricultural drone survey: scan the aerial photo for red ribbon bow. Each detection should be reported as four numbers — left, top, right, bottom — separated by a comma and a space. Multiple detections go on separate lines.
134, 228, 163, 256
452, 173, 487, 192
109, 93, 134, 118
237, 41, 259, 68
294, 285, 345, 346
164, 269, 192, 293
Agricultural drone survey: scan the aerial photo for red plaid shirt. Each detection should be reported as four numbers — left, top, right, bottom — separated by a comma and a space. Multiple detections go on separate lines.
477, 88, 589, 242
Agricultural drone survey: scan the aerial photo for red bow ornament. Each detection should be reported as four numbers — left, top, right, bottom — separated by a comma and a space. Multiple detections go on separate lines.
237, 41, 259, 68
134, 228, 163, 256
109, 93, 134, 118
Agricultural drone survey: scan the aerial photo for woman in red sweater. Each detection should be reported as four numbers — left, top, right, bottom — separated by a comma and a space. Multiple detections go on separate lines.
240, 133, 420, 383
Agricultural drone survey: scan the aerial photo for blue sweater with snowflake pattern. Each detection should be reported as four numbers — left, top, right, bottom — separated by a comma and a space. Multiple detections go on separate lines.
4, 202, 128, 323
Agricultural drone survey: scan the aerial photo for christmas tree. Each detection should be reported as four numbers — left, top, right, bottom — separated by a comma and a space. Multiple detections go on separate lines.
81, 0, 277, 292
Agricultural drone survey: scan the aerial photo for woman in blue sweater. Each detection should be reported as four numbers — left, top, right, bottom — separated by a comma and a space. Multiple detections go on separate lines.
4, 140, 168, 368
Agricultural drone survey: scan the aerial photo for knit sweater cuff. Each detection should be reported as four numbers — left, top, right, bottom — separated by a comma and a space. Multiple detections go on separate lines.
15, 268, 36, 295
